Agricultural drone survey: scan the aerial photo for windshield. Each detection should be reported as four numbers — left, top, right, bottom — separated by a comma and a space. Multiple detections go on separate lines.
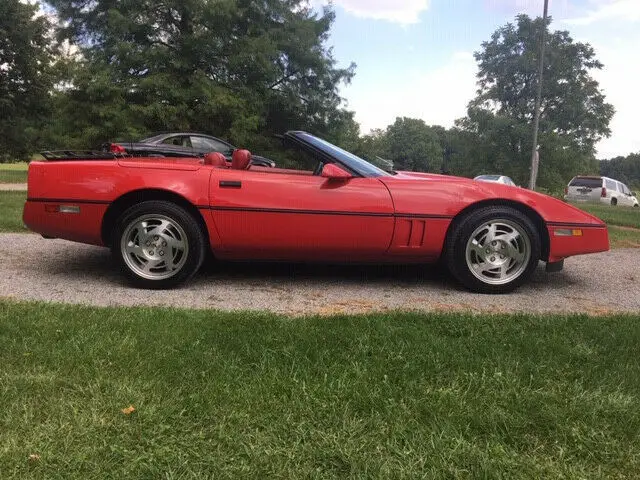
475, 175, 501, 181
294, 132, 390, 177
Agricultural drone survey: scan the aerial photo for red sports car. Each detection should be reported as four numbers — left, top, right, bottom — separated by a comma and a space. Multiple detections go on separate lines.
23, 131, 609, 293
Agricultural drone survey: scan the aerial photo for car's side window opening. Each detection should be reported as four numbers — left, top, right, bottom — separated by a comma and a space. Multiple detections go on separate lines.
162, 135, 191, 148
191, 136, 232, 155
249, 142, 323, 175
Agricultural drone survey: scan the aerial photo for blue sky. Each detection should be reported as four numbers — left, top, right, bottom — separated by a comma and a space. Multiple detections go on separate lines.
315, 0, 640, 158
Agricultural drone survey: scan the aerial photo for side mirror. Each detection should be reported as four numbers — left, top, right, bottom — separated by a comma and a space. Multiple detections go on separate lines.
321, 163, 352, 179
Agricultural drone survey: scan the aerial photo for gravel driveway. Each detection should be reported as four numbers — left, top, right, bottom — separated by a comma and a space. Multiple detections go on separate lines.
1, 233, 639, 315
0, 183, 27, 191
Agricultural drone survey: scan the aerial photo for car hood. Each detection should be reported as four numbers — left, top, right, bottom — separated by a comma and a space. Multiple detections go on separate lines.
380, 171, 605, 226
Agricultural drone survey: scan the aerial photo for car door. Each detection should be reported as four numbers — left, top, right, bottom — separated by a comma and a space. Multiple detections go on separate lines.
621, 183, 634, 206
208, 167, 395, 260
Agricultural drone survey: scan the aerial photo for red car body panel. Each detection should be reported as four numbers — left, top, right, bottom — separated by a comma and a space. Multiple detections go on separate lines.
209, 169, 395, 260
24, 158, 213, 246
23, 149, 609, 267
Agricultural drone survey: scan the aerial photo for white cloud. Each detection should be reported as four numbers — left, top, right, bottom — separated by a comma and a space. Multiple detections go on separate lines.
344, 51, 478, 133
558, 1, 640, 157
324, 0, 430, 24
564, 0, 640, 25
484, 0, 573, 17
588, 36, 640, 158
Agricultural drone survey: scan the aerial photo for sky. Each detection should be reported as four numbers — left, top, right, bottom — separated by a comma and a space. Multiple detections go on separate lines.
315, 0, 640, 159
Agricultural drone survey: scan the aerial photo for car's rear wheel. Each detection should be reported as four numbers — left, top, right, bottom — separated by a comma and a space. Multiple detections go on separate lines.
112, 201, 206, 289
445, 206, 541, 294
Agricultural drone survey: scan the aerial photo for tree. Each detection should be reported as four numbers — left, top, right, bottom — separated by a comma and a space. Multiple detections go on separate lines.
600, 153, 640, 187
0, 0, 57, 161
385, 117, 442, 172
44, 0, 355, 150
461, 15, 613, 189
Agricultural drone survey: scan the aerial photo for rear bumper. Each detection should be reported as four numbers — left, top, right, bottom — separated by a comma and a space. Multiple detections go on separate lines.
23, 200, 107, 246
546, 224, 609, 263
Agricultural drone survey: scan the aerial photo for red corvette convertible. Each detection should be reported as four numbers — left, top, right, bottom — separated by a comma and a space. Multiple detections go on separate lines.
23, 131, 609, 293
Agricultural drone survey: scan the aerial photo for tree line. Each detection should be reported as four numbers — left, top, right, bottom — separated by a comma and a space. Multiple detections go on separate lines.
2, 0, 629, 190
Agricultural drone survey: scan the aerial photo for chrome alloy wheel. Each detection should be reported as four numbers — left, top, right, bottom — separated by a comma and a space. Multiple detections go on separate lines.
120, 214, 189, 281
465, 219, 531, 286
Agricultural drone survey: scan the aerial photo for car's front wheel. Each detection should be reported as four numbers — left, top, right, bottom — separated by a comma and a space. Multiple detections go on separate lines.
445, 206, 541, 294
112, 201, 206, 289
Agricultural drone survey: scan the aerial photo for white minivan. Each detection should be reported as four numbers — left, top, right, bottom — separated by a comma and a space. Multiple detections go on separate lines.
565, 176, 639, 207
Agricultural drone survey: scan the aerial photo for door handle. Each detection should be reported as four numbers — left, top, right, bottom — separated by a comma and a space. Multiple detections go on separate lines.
219, 180, 242, 188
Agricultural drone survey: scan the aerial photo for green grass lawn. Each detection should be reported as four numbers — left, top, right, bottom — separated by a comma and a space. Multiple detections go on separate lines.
0, 162, 28, 183
609, 225, 640, 248
1, 301, 640, 478
571, 202, 640, 229
0, 192, 27, 232
568, 202, 640, 247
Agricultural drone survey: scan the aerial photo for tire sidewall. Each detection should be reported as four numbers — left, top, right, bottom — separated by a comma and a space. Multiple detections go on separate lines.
112, 201, 206, 289
446, 207, 541, 294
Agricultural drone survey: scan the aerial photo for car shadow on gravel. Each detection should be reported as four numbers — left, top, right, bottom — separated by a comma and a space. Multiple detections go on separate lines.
198, 259, 468, 291
32, 244, 573, 293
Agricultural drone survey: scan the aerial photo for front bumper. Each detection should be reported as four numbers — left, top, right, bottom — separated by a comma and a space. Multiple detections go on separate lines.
546, 224, 609, 263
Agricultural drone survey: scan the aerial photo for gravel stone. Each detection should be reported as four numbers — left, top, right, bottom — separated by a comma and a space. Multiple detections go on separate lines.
1, 233, 639, 315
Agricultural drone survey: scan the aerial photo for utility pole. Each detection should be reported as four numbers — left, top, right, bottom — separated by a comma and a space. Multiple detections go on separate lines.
528, 0, 549, 190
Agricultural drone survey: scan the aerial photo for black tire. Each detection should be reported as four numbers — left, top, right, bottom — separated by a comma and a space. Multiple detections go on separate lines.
445, 206, 541, 294
611, 198, 617, 206
112, 201, 207, 289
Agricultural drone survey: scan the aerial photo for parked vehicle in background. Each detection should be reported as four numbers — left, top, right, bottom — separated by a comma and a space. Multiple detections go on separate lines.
104, 132, 276, 167
565, 176, 639, 207
474, 175, 517, 187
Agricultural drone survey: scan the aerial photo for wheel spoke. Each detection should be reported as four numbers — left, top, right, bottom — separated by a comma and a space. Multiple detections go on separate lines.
505, 242, 525, 263
163, 235, 185, 251
485, 224, 497, 244
500, 230, 520, 245
478, 262, 495, 275
141, 258, 163, 273
146, 220, 171, 237
470, 241, 486, 260
498, 262, 510, 278
125, 242, 143, 257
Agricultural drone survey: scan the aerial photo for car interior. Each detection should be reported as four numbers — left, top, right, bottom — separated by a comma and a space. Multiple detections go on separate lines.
202, 140, 325, 176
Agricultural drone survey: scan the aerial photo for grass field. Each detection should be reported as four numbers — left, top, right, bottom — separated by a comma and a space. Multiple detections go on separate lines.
0, 162, 28, 183
0, 192, 27, 232
1, 300, 640, 478
571, 202, 640, 229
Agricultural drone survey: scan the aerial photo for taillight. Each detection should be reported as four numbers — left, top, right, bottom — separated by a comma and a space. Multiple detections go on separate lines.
110, 143, 126, 154
564, 186, 568, 195
601, 187, 607, 198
